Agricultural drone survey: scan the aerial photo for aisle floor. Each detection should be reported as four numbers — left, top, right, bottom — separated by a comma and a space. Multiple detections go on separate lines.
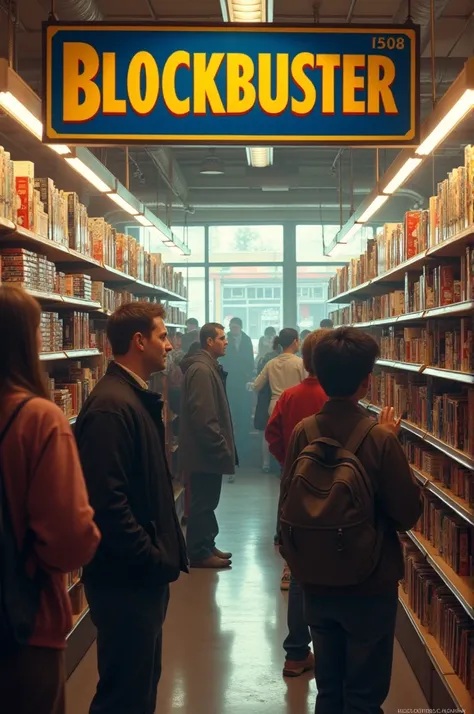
67, 470, 428, 714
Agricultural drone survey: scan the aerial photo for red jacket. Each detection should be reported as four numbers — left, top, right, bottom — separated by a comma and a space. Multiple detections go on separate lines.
265, 377, 328, 465
0, 391, 100, 648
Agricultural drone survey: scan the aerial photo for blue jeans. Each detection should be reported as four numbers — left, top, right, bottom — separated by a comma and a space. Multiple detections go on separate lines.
283, 576, 312, 662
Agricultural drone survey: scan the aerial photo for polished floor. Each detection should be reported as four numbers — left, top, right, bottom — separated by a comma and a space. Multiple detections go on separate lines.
67, 470, 428, 714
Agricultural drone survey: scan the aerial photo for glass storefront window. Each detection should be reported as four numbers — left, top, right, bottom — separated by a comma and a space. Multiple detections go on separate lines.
297, 266, 337, 329
171, 226, 206, 263
209, 265, 283, 355
182, 267, 206, 327
296, 225, 340, 261
209, 225, 283, 263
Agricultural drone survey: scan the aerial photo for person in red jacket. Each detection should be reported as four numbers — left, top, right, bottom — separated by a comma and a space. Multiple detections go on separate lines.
0, 285, 101, 714
265, 329, 329, 678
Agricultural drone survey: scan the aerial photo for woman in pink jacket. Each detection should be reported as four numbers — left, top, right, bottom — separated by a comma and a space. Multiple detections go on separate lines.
0, 285, 100, 714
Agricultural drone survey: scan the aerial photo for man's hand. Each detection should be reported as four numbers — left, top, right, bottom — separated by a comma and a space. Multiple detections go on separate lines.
378, 406, 402, 436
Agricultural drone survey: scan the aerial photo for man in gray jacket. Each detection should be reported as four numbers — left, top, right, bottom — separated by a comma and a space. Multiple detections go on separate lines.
179, 323, 237, 568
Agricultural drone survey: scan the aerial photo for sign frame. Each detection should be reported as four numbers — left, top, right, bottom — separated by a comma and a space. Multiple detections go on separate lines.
42, 21, 420, 147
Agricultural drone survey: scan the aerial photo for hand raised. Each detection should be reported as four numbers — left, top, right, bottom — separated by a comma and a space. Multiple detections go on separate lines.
378, 406, 402, 437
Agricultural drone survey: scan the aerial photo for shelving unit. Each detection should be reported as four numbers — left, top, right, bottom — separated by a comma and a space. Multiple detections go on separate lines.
0, 107, 188, 678
330, 155, 474, 707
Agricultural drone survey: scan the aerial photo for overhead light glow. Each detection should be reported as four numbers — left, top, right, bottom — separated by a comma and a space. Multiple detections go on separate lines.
136, 215, 154, 227
383, 157, 422, 195
107, 192, 139, 215
221, 0, 271, 22
416, 89, 474, 156
49, 144, 71, 155
246, 147, 273, 168
357, 195, 389, 223
65, 157, 112, 193
0, 91, 70, 155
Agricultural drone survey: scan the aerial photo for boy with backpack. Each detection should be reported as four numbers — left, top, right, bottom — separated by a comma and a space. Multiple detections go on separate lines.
279, 327, 421, 714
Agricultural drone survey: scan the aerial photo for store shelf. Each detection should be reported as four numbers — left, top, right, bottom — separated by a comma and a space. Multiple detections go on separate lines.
40, 348, 102, 362
25, 289, 102, 311
67, 579, 80, 594
405, 530, 474, 619
376, 359, 424, 373
398, 588, 471, 713
39, 351, 68, 362
422, 366, 474, 385
411, 466, 474, 527
0, 224, 187, 302
337, 301, 474, 329
375, 359, 474, 384
328, 227, 474, 304
359, 400, 474, 470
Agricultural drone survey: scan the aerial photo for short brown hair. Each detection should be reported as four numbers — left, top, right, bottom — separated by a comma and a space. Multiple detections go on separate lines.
302, 329, 331, 374
200, 322, 224, 348
107, 302, 166, 356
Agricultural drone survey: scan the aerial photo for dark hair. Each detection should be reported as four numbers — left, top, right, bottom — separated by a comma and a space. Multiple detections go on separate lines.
186, 317, 199, 328
200, 322, 225, 348
0, 285, 49, 399
302, 329, 331, 374
320, 318, 334, 329
273, 327, 298, 351
107, 302, 166, 356
264, 326, 276, 338
300, 329, 311, 341
312, 327, 379, 397
230, 316, 243, 328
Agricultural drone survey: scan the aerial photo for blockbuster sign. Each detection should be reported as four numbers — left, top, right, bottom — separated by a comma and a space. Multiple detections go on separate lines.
43, 23, 419, 146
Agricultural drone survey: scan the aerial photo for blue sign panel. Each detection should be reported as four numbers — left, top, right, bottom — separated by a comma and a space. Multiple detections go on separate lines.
43, 23, 419, 146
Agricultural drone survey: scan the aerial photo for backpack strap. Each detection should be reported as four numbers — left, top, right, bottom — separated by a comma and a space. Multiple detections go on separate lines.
0, 398, 33, 448
345, 418, 377, 456
302, 415, 321, 444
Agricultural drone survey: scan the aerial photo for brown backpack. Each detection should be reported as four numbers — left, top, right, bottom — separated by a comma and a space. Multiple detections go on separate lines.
279, 416, 383, 587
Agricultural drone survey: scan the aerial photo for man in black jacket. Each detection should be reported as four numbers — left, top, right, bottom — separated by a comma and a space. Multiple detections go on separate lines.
220, 317, 255, 469
75, 303, 188, 714
179, 323, 236, 568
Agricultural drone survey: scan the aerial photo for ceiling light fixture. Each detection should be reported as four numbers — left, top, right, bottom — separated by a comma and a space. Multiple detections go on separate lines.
416, 89, 474, 156
0, 90, 70, 156
136, 214, 154, 227
220, 0, 273, 22
107, 192, 139, 215
200, 150, 225, 175
382, 157, 422, 195
246, 147, 274, 168
357, 195, 389, 223
65, 157, 113, 193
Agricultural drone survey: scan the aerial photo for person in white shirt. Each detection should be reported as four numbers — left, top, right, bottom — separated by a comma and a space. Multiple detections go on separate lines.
253, 328, 305, 416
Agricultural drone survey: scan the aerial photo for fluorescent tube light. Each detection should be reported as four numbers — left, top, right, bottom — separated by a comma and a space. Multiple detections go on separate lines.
0, 90, 42, 138
49, 144, 71, 155
416, 89, 474, 156
357, 195, 389, 224
136, 215, 154, 227
0, 91, 70, 155
220, 0, 272, 22
108, 192, 139, 215
65, 157, 112, 193
246, 147, 274, 168
327, 224, 361, 256
383, 157, 422, 195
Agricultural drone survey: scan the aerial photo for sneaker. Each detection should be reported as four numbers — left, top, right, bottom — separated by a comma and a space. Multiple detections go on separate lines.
280, 567, 291, 591
283, 652, 315, 678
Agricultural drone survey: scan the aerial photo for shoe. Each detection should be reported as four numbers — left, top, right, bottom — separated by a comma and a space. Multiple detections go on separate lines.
228, 474, 235, 483
190, 555, 232, 569
283, 652, 315, 678
212, 547, 233, 559
280, 566, 291, 591
262, 466, 270, 473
